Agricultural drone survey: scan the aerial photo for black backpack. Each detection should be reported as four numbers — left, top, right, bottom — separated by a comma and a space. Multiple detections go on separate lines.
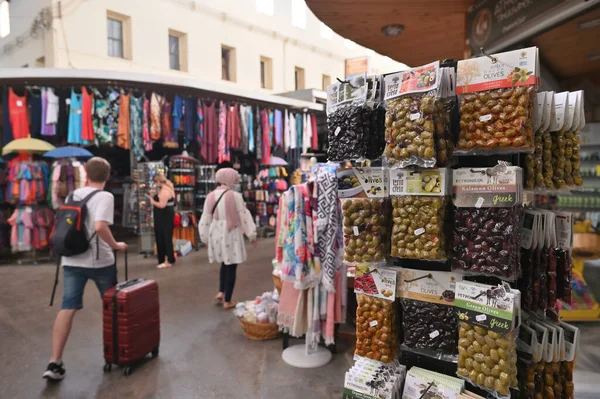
51, 190, 101, 257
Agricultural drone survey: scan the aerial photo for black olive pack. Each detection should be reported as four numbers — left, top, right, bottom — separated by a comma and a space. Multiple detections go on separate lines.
326, 74, 385, 162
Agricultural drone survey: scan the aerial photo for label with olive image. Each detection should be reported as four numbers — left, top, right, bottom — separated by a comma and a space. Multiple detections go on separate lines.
455, 281, 516, 333
397, 269, 460, 306
354, 266, 398, 301
452, 166, 522, 208
337, 167, 387, 198
389, 168, 448, 196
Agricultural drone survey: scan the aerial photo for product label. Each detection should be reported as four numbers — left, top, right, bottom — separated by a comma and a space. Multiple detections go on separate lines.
452, 165, 522, 208
414, 228, 425, 236
355, 266, 398, 301
327, 73, 367, 111
389, 168, 448, 196
353, 226, 359, 236
550, 91, 568, 132
520, 210, 537, 249
334, 126, 341, 136
479, 114, 492, 122
455, 281, 516, 333
456, 46, 538, 94
429, 330, 440, 339
534, 91, 546, 132
409, 112, 421, 121
554, 211, 573, 249
397, 269, 460, 306
338, 167, 387, 199
384, 61, 440, 100
369, 320, 378, 327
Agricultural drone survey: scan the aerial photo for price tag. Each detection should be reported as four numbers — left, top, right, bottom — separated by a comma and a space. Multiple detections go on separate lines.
414, 227, 425, 236
369, 320, 378, 327
334, 126, 341, 136
353, 226, 359, 236
16, 100, 23, 107
475, 197, 484, 209
479, 114, 492, 122
409, 112, 421, 121
476, 314, 487, 322
429, 330, 440, 339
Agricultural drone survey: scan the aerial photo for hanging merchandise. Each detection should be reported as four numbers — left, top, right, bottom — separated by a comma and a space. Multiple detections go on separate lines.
201, 101, 218, 163
452, 163, 523, 280
81, 87, 95, 142
8, 88, 30, 140
92, 87, 119, 145
42, 87, 59, 136
217, 101, 229, 162
2, 88, 14, 145
402, 367, 469, 399
455, 47, 539, 155
172, 95, 183, 132
170, 155, 199, 247
338, 166, 388, 265
5, 161, 49, 206
150, 92, 163, 141
67, 88, 87, 145
143, 96, 152, 151
162, 96, 178, 149
226, 102, 240, 151
343, 358, 406, 399
117, 90, 131, 150
130, 94, 144, 160
397, 269, 461, 360
389, 168, 450, 260
28, 88, 42, 137
48, 160, 87, 209
183, 97, 196, 144
136, 161, 166, 255
7, 206, 54, 252
354, 289, 397, 363
455, 281, 520, 398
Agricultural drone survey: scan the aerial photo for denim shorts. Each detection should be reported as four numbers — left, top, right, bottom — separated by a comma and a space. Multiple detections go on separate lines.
61, 265, 117, 309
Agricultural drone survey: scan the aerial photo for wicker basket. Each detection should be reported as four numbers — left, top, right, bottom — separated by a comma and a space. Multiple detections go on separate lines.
239, 318, 280, 340
272, 274, 283, 295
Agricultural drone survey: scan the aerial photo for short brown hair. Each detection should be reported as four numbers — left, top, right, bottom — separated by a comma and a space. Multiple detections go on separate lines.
86, 157, 111, 183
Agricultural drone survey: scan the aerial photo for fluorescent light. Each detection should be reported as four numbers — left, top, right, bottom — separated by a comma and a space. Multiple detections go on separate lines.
580, 18, 600, 30
344, 39, 356, 49
0, 0, 10, 39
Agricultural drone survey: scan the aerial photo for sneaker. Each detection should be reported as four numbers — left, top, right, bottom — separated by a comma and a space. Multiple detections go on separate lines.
43, 362, 65, 381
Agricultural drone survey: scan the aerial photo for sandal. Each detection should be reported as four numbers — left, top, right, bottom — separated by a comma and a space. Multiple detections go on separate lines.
157, 263, 172, 269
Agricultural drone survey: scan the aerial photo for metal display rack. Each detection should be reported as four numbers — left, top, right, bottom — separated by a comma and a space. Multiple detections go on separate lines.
136, 161, 165, 256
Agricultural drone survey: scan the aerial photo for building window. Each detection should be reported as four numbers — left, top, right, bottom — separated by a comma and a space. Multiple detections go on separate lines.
168, 29, 187, 71
222, 45, 236, 82
294, 66, 305, 90
107, 11, 131, 59
260, 56, 273, 90
256, 0, 273, 15
322, 74, 331, 90
320, 22, 333, 40
291, 0, 306, 29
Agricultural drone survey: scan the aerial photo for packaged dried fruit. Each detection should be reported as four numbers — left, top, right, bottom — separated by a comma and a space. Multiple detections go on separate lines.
355, 294, 397, 363
452, 164, 523, 280
341, 197, 389, 265
525, 92, 550, 189
383, 63, 455, 168
455, 281, 520, 398
456, 47, 539, 155
397, 269, 461, 360
326, 75, 385, 162
554, 212, 573, 306
389, 168, 450, 260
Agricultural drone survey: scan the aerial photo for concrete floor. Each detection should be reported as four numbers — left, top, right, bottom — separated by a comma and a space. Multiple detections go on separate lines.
0, 240, 352, 399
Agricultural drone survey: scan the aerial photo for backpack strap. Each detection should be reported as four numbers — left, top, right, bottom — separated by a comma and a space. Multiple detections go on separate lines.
212, 189, 230, 216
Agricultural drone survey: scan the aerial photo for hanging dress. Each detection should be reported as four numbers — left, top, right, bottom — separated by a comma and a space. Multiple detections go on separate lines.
130, 94, 144, 160
162, 97, 178, 148
81, 87, 95, 142
142, 96, 152, 151
8, 88, 30, 140
67, 90, 83, 145
201, 101, 218, 164
196, 99, 204, 147
150, 92, 163, 141
42, 88, 57, 136
2, 88, 14, 145
28, 89, 42, 138
217, 101, 229, 163
117, 91, 131, 150
92, 88, 110, 144
183, 97, 196, 144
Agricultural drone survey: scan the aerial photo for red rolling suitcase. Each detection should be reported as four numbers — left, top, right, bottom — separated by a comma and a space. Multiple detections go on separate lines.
102, 252, 160, 376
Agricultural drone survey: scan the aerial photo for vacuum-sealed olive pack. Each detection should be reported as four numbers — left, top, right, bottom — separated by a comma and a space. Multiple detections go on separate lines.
456, 47, 539, 155
389, 168, 450, 260
452, 164, 523, 280
383, 63, 455, 168
355, 293, 397, 363
326, 74, 386, 162
397, 269, 461, 360
455, 281, 520, 398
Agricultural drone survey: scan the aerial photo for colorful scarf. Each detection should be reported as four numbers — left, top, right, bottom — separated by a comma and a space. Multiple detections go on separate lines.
317, 169, 340, 292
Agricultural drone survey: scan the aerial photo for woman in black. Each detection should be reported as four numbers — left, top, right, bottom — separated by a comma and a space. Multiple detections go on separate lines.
147, 173, 176, 269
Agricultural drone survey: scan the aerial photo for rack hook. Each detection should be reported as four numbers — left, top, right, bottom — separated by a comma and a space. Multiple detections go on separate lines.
480, 47, 497, 64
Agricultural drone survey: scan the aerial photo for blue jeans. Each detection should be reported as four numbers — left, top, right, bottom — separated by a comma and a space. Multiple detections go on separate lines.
61, 265, 117, 309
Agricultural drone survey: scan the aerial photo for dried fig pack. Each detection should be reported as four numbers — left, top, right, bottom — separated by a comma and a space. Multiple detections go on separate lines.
452, 164, 523, 280
456, 47, 539, 155
397, 270, 461, 360
382, 63, 454, 168
389, 168, 450, 260
455, 281, 520, 398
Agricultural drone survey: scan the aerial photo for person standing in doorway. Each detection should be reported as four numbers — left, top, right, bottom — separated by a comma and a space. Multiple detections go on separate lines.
198, 168, 257, 309
43, 157, 128, 381
147, 173, 176, 269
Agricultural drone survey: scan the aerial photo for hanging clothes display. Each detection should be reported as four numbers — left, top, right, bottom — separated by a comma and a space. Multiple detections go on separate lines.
2, 88, 14, 145
7, 206, 55, 252
42, 88, 58, 136
150, 92, 163, 141
183, 97, 196, 144
162, 96, 178, 148
255, 106, 262, 161
8, 88, 30, 140
28, 89, 42, 138
172, 95, 183, 132
48, 161, 87, 209
92, 88, 113, 145
310, 114, 318, 150
261, 109, 271, 165
81, 87, 95, 142
217, 101, 229, 163
247, 106, 254, 154
196, 99, 204, 147
226, 103, 240, 150
130, 94, 144, 160
142, 96, 152, 151
284, 110, 290, 152
57, 88, 70, 139
201, 101, 218, 164
5, 162, 49, 206
67, 89, 84, 145
117, 91, 131, 150
239, 105, 249, 155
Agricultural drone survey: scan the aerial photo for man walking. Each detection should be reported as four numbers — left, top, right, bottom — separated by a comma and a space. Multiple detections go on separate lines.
43, 157, 128, 381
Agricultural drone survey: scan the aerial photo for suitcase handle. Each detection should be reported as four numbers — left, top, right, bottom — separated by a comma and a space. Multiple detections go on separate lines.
116, 278, 144, 291
114, 249, 129, 282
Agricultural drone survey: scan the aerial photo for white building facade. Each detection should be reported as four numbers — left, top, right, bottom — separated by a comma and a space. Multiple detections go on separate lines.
0, 0, 407, 93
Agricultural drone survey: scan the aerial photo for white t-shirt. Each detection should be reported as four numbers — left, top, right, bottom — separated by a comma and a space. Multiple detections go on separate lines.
61, 187, 115, 268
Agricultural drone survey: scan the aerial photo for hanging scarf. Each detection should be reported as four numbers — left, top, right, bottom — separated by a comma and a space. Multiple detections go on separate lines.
317, 170, 339, 292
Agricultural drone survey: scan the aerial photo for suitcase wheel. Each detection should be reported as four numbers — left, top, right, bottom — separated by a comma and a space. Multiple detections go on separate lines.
123, 367, 132, 376
103, 363, 112, 373
151, 346, 159, 358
